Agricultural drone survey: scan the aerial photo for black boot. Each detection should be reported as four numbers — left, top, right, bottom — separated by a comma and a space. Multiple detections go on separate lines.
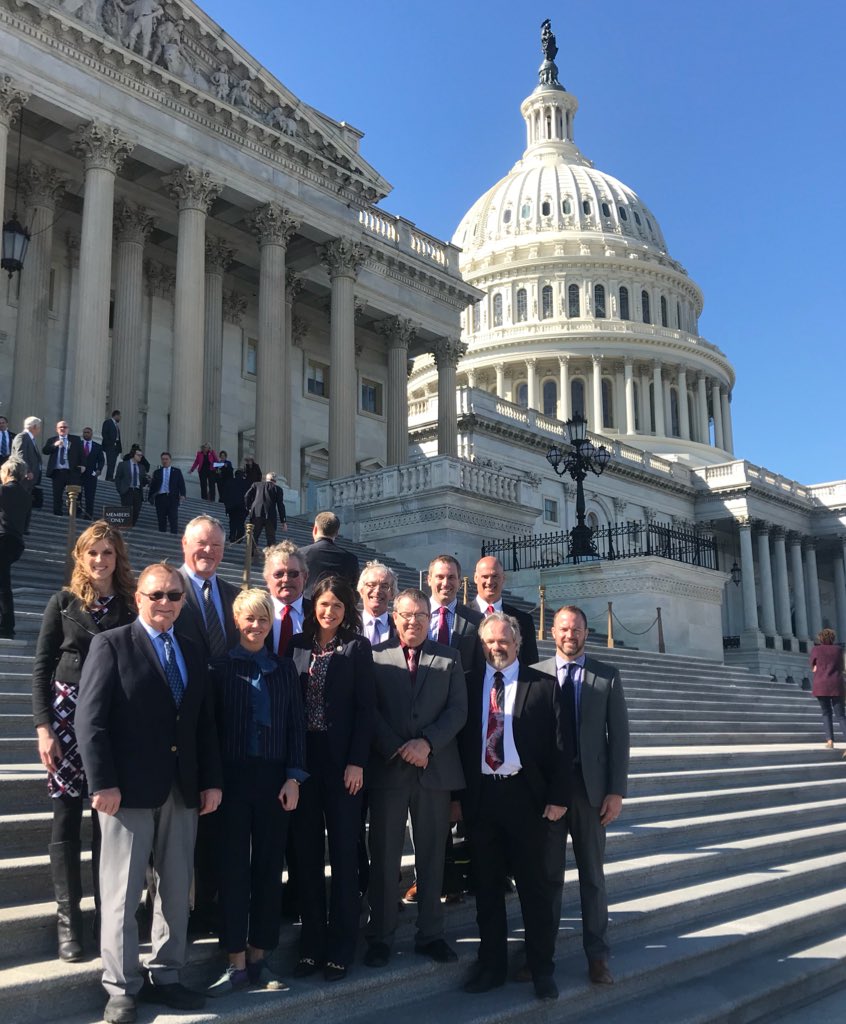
49, 841, 84, 962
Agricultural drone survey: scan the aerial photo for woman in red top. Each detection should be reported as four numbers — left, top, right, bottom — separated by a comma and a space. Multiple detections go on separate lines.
809, 628, 846, 753
189, 442, 219, 501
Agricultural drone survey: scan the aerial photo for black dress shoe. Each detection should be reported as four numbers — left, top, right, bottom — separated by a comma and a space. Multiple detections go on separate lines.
363, 942, 390, 968
463, 965, 505, 994
293, 957, 323, 978
103, 995, 137, 1023
534, 976, 559, 1001
139, 980, 205, 1010
415, 938, 458, 963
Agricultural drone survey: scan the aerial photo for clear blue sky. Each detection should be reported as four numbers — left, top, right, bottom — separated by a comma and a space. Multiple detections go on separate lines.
201, 0, 845, 486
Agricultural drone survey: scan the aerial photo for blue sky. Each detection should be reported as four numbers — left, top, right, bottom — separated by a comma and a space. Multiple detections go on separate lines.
201, 0, 845, 485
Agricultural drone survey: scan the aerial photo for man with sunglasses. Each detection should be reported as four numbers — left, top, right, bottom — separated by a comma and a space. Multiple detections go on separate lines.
76, 563, 222, 1024
262, 542, 312, 657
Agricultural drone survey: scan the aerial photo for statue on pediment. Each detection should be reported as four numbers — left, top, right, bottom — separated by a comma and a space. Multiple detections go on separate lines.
114, 0, 164, 61
210, 65, 231, 102
150, 17, 183, 66
60, 0, 101, 24
266, 106, 298, 137
229, 77, 254, 111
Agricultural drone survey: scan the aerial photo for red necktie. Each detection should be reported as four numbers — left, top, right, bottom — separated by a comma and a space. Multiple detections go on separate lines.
405, 644, 419, 684
486, 604, 495, 616
437, 605, 450, 645
485, 670, 505, 771
277, 604, 293, 657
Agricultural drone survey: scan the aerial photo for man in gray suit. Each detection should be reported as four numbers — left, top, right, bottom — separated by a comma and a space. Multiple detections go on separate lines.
11, 416, 42, 531
535, 604, 630, 986
365, 588, 467, 969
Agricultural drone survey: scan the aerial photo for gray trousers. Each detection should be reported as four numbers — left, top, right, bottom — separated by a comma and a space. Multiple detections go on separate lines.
98, 786, 198, 996
367, 781, 450, 948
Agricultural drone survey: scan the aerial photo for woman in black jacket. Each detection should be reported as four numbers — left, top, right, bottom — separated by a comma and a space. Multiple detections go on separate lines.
0, 458, 31, 638
287, 576, 375, 982
31, 522, 136, 961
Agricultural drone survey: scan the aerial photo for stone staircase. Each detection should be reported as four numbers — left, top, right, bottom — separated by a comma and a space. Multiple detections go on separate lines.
1, 500, 845, 1023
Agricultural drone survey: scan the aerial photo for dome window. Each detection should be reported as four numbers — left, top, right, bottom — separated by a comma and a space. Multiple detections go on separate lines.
541, 285, 554, 320
516, 288, 528, 322
618, 206, 628, 221
633, 211, 642, 226
493, 294, 503, 327
571, 378, 586, 417
543, 379, 557, 417
541, 200, 551, 217
601, 202, 611, 217
594, 284, 607, 318
641, 290, 651, 324
582, 199, 591, 216
562, 198, 572, 215
521, 201, 532, 219
472, 300, 482, 332
660, 295, 668, 327
503, 208, 512, 224
619, 286, 630, 321
677, 301, 682, 330
568, 283, 581, 318
646, 217, 653, 231
516, 382, 528, 408
601, 378, 614, 429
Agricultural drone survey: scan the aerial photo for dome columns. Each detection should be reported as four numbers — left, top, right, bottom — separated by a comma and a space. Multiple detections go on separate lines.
432, 336, 468, 457
652, 362, 666, 436
624, 361, 636, 436
677, 367, 690, 441
711, 380, 725, 450
557, 356, 570, 422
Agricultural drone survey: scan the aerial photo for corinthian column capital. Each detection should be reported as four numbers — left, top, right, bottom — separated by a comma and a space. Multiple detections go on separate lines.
20, 161, 67, 210
318, 237, 364, 279
71, 121, 134, 172
375, 314, 418, 349
285, 269, 304, 303
114, 199, 154, 245
205, 236, 235, 273
0, 75, 28, 128
163, 165, 222, 213
432, 336, 468, 370
222, 289, 248, 325
249, 202, 299, 247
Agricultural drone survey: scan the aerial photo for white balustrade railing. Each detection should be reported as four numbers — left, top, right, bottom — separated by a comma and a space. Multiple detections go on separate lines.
357, 208, 398, 243
357, 208, 458, 273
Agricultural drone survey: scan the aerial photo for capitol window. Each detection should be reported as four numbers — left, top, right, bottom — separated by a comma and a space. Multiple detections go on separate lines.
619, 206, 628, 221
543, 497, 559, 525
670, 387, 680, 437
601, 378, 614, 428
360, 378, 384, 417
594, 284, 606, 318
619, 286, 630, 320
634, 211, 642, 226
571, 379, 586, 417
516, 382, 528, 408
541, 285, 554, 319
543, 379, 557, 416
541, 199, 551, 216
660, 295, 668, 327
582, 199, 591, 215
641, 290, 651, 324
472, 300, 482, 332
568, 283, 581, 317
601, 202, 611, 217
521, 201, 532, 219
562, 198, 572, 215
677, 301, 682, 330
503, 208, 512, 224
516, 288, 528, 322
307, 359, 330, 398
493, 294, 503, 326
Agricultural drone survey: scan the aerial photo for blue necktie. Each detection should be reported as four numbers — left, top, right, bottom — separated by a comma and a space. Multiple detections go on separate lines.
159, 632, 184, 706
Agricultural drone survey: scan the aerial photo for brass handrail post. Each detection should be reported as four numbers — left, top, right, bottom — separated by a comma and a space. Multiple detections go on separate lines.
538, 584, 546, 641
607, 601, 614, 648
657, 606, 666, 653
462, 575, 468, 604
242, 523, 254, 590
64, 485, 82, 584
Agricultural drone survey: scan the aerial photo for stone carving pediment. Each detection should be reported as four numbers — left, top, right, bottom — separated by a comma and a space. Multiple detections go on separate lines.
38, 0, 388, 201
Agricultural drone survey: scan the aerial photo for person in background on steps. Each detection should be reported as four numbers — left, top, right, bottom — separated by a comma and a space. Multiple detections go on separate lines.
809, 628, 846, 756
0, 458, 31, 639
30, 522, 136, 962
189, 442, 219, 501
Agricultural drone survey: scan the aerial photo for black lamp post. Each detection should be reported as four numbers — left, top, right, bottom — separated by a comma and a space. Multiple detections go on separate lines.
546, 412, 610, 560
1, 109, 30, 279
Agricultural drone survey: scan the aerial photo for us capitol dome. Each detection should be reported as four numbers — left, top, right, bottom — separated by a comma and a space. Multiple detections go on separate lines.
409, 20, 736, 466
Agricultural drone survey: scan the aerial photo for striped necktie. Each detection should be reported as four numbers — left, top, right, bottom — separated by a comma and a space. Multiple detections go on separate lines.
202, 579, 227, 657
159, 632, 184, 706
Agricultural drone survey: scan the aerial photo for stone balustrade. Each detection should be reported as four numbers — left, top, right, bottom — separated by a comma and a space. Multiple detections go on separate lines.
357, 208, 460, 273
694, 461, 812, 500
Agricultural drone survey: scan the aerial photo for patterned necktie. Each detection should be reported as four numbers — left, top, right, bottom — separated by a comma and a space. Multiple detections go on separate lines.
84, 441, 91, 457
202, 579, 227, 657
485, 670, 505, 771
405, 644, 419, 684
59, 439, 67, 468
0, 433, 6, 456
437, 605, 450, 645
559, 663, 579, 759
159, 632, 184, 707
277, 604, 293, 657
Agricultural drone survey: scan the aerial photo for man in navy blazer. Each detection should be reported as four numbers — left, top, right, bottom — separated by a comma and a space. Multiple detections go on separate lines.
300, 511, 360, 596
148, 452, 186, 535
79, 426, 106, 520
76, 563, 222, 1024
0, 415, 15, 466
101, 410, 122, 481
42, 419, 84, 516
473, 555, 539, 667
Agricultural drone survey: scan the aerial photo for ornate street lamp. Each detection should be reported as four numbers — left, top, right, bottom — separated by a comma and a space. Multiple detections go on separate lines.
545, 412, 611, 560
1, 112, 30, 279
729, 560, 742, 586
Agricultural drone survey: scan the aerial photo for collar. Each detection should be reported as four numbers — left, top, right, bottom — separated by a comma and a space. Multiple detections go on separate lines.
26, 430, 35, 440
364, 611, 389, 625
555, 654, 586, 672
182, 565, 217, 588
484, 659, 520, 686
430, 598, 457, 614
476, 596, 502, 613
139, 619, 175, 643
272, 595, 303, 616
228, 643, 276, 672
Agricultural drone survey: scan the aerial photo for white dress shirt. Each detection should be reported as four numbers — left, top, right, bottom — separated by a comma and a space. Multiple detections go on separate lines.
429, 597, 457, 640
363, 612, 390, 646
271, 595, 304, 649
480, 658, 522, 775
475, 596, 502, 616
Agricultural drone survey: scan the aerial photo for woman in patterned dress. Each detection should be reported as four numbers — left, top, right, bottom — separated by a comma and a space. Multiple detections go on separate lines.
31, 522, 136, 961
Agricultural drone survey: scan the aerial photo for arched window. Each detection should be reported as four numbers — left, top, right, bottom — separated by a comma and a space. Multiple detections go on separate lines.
571, 379, 586, 417
670, 387, 680, 437
594, 284, 606, 318
562, 198, 572, 215
660, 295, 668, 327
641, 290, 651, 324
601, 378, 614, 429
619, 286, 630, 320
521, 201, 532, 219
568, 283, 580, 318
541, 200, 551, 217
516, 383, 528, 408
542, 379, 557, 417
516, 288, 528, 322
634, 211, 642, 226
601, 202, 611, 217
582, 199, 592, 216
493, 294, 503, 327
503, 208, 512, 224
586, 511, 600, 532
541, 285, 553, 319
472, 300, 481, 332
618, 206, 628, 221
677, 301, 682, 329
648, 381, 656, 432
632, 380, 641, 431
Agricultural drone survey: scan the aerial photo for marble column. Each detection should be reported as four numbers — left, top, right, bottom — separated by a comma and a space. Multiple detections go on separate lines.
697, 372, 709, 444
202, 237, 234, 448
804, 540, 823, 639
110, 201, 153, 444
721, 389, 733, 454
738, 519, 759, 633
69, 122, 134, 433
0, 77, 28, 245
662, 377, 672, 436
771, 527, 793, 640
495, 363, 505, 399
163, 166, 221, 464
788, 533, 810, 641
432, 336, 468, 458
639, 367, 650, 432
250, 204, 299, 477
624, 360, 636, 435
652, 361, 665, 436
283, 273, 304, 484
61, 234, 81, 417
755, 524, 777, 636
712, 382, 725, 449
677, 367, 690, 440
10, 163, 66, 427
377, 315, 417, 466
319, 238, 363, 478
558, 356, 570, 421
833, 542, 846, 644
526, 358, 538, 411
591, 356, 602, 431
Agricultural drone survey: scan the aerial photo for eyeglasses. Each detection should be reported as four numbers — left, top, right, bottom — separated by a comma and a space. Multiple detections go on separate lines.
272, 569, 301, 579
139, 590, 184, 602
396, 612, 429, 623
363, 583, 391, 592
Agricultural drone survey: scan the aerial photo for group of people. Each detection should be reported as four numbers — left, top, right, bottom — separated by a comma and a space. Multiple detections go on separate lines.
30, 506, 633, 1024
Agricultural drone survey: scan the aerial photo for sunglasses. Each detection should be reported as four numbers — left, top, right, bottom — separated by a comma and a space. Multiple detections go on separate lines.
272, 569, 301, 579
140, 590, 185, 602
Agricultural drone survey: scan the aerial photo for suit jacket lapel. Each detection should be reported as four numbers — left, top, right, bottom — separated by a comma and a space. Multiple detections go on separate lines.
291, 644, 311, 681
131, 619, 169, 688
513, 676, 530, 719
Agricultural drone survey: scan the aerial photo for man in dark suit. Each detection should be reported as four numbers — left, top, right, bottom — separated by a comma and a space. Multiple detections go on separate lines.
11, 416, 42, 531
43, 419, 84, 516
79, 426, 106, 520
300, 511, 360, 596
75, 563, 222, 1024
536, 604, 630, 986
114, 448, 147, 526
357, 560, 398, 646
244, 472, 287, 550
101, 410, 122, 482
474, 555, 539, 667
427, 554, 483, 676
0, 415, 15, 466
364, 588, 467, 969
457, 612, 570, 1002
148, 452, 186, 534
